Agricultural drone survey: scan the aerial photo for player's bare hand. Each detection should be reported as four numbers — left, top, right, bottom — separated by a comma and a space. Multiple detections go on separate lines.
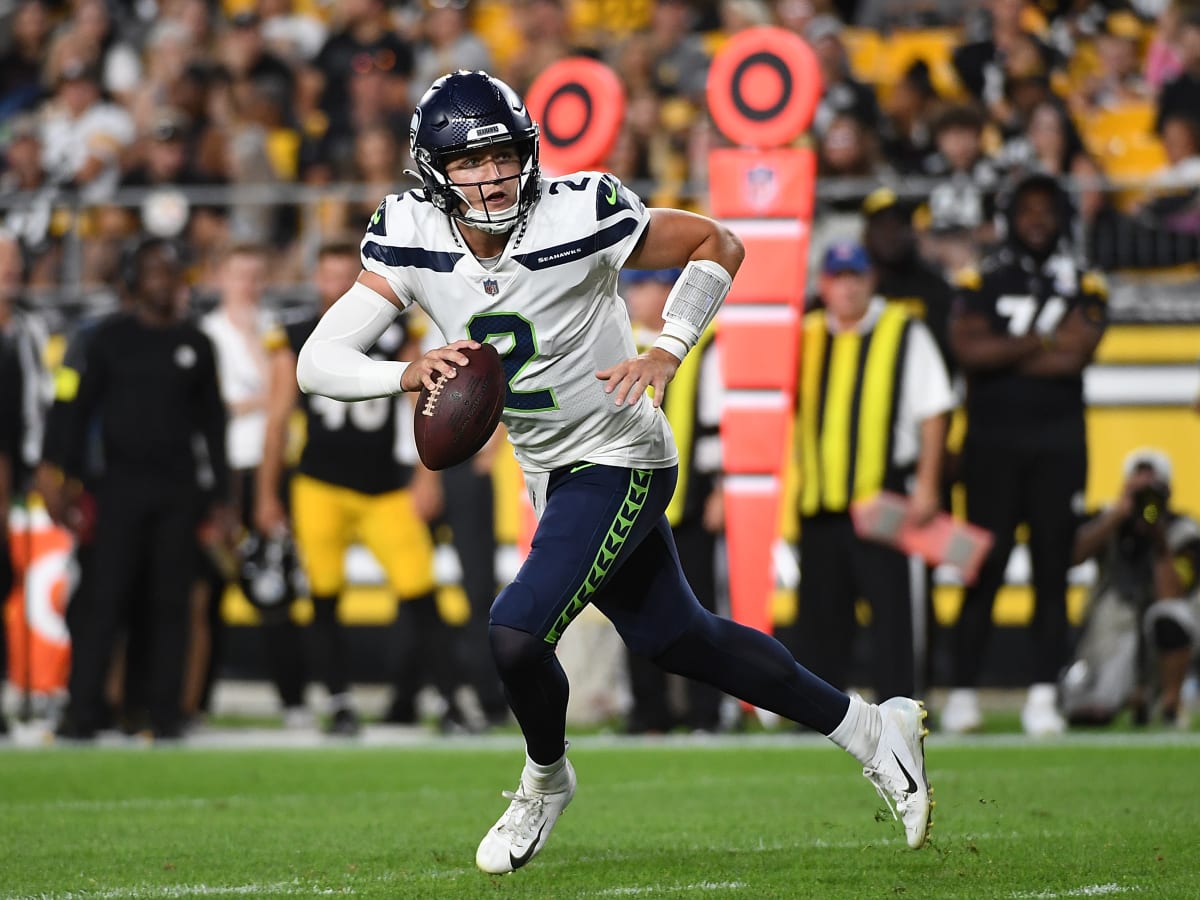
905, 480, 940, 528
254, 494, 288, 536
596, 347, 680, 408
401, 340, 482, 392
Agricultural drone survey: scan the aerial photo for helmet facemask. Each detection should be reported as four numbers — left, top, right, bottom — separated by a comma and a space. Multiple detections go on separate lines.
415, 134, 539, 235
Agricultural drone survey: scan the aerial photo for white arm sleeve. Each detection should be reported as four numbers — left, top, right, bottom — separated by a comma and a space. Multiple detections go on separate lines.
652, 259, 734, 360
296, 281, 410, 400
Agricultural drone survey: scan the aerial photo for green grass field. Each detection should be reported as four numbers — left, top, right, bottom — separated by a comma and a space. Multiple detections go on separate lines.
1, 733, 1197, 899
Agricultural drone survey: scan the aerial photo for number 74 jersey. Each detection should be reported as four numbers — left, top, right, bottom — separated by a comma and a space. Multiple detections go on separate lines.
360, 172, 678, 475
951, 247, 1109, 439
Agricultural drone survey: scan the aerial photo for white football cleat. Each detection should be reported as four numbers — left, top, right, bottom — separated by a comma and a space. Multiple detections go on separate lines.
863, 697, 934, 849
475, 759, 576, 874
941, 688, 984, 734
1021, 683, 1066, 737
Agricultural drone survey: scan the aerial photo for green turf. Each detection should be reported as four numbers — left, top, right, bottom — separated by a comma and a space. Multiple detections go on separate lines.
1, 736, 1197, 899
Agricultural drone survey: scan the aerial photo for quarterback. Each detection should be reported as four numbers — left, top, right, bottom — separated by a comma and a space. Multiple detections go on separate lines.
296, 70, 934, 873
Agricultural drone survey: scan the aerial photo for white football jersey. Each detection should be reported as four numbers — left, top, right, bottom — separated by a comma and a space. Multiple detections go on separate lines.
360, 172, 677, 475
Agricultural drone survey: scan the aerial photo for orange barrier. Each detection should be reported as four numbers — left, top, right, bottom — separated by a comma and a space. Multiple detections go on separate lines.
5, 505, 72, 696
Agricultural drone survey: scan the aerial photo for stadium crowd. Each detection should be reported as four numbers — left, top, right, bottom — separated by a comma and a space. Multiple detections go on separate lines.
1, 0, 1199, 740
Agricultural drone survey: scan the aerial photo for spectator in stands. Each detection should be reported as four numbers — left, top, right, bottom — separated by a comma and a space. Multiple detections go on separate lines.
1061, 449, 1200, 729
943, 173, 1108, 737
311, 0, 414, 148
1, 116, 54, 265
0, 0, 52, 121
65, 0, 143, 107
647, 0, 712, 104
259, 0, 330, 65
856, 0, 962, 31
54, 238, 230, 741
921, 104, 1003, 274
1155, 7, 1200, 135
792, 240, 954, 703
1140, 112, 1200, 233
1145, 0, 1190, 93
953, 0, 1062, 110
37, 57, 135, 203
126, 20, 202, 134
1076, 10, 1152, 113
879, 60, 941, 176
218, 10, 297, 109
1005, 99, 1106, 227
807, 15, 881, 136
410, 0, 494, 108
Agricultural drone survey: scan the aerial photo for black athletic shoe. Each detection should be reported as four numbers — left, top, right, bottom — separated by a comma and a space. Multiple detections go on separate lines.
326, 707, 361, 737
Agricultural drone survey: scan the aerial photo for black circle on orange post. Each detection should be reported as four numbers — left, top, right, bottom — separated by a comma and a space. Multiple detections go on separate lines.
526, 57, 625, 174
707, 27, 821, 149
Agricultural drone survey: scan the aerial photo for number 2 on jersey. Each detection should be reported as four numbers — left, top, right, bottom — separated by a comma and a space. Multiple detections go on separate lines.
467, 312, 558, 413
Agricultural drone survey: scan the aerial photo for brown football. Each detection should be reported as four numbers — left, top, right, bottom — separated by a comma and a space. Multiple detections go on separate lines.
414, 343, 506, 471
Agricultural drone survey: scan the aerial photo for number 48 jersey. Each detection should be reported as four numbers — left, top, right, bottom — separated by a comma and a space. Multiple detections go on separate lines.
360, 172, 677, 475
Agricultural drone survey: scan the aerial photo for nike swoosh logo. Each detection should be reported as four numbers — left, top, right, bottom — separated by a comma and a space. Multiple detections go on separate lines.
570, 463, 596, 474
509, 821, 547, 870
892, 751, 918, 795
605, 182, 618, 205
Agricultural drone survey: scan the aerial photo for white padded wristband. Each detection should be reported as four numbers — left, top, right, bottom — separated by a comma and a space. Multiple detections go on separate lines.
658, 259, 733, 356
296, 281, 409, 400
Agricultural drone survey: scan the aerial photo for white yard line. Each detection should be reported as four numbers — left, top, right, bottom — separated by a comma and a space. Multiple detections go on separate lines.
1011, 885, 1140, 899
591, 883, 747, 896
4, 881, 354, 899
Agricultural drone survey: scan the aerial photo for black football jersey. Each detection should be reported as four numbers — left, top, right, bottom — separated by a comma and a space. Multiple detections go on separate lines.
283, 315, 413, 494
953, 247, 1107, 444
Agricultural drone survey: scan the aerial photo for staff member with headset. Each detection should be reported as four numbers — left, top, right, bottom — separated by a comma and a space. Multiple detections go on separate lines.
53, 238, 230, 741
793, 240, 954, 702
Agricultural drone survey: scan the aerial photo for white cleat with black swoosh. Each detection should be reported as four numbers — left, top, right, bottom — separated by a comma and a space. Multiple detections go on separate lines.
475, 759, 576, 874
863, 697, 934, 849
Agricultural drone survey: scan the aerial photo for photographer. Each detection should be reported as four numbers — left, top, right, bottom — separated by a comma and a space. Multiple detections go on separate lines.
1062, 449, 1200, 727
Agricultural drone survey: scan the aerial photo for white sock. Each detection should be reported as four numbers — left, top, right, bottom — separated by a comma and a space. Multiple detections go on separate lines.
827, 694, 883, 765
522, 751, 567, 792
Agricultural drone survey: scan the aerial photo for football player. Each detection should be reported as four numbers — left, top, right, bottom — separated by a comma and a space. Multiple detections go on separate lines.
945, 173, 1109, 736
296, 70, 934, 871
257, 242, 443, 736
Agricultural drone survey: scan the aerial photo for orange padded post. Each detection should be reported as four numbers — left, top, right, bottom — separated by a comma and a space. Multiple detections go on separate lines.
707, 27, 820, 634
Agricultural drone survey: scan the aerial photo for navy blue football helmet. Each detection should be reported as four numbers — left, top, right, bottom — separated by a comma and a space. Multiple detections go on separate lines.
409, 70, 540, 234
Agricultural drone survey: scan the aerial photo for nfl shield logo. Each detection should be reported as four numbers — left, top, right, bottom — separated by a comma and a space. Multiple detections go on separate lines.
483, 278, 499, 296
744, 164, 779, 213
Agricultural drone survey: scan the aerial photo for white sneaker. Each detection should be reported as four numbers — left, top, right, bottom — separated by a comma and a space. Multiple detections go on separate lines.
863, 697, 933, 849
475, 759, 576, 874
1021, 683, 1065, 737
941, 688, 983, 734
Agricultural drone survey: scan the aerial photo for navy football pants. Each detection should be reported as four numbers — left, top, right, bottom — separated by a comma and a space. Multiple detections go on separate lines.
489, 464, 850, 762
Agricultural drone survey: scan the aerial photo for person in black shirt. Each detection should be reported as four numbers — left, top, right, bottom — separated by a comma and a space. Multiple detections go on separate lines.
861, 188, 955, 374
54, 239, 231, 740
1155, 10, 1200, 136
944, 173, 1108, 736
